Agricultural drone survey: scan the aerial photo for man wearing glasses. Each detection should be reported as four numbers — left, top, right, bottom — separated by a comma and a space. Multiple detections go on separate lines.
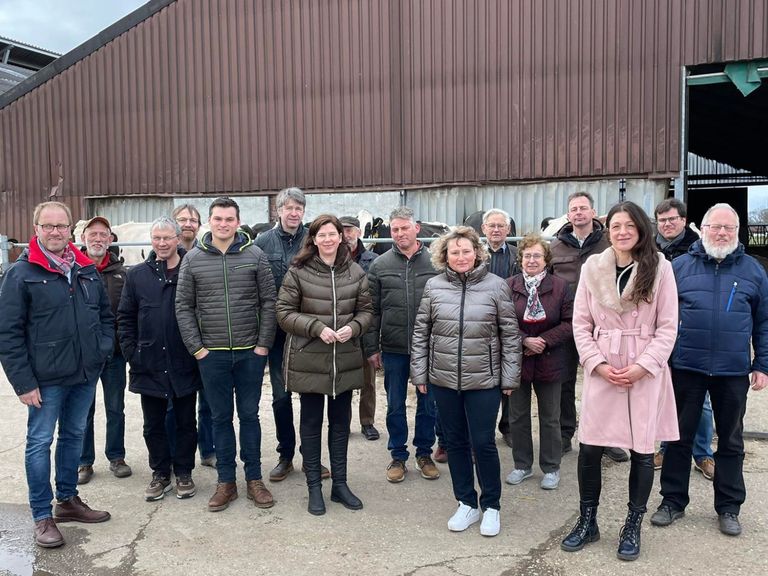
0, 201, 113, 548
652, 203, 768, 537
652, 198, 715, 481
169, 204, 216, 469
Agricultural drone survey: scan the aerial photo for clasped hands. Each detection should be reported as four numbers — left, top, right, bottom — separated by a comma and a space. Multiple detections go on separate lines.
595, 363, 649, 388
319, 325, 353, 344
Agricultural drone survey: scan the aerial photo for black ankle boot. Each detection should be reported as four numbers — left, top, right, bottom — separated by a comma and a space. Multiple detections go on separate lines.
330, 482, 363, 510
561, 505, 600, 552
308, 485, 326, 516
617, 510, 643, 561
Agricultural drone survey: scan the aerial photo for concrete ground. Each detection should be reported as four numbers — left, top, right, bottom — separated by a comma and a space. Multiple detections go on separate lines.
1, 366, 767, 576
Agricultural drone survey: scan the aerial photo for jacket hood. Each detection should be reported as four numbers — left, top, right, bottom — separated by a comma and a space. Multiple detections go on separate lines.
555, 219, 606, 249
198, 230, 253, 254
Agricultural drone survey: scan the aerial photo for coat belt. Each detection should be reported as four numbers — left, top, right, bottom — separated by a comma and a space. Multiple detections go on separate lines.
593, 325, 654, 355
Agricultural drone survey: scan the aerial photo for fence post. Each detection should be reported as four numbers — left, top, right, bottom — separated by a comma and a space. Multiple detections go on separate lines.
0, 234, 9, 279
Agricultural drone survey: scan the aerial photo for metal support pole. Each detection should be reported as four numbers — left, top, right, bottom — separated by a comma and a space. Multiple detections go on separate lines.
0, 234, 9, 278
619, 178, 627, 203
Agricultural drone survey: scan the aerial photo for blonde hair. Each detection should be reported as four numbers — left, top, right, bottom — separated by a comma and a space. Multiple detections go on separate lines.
430, 226, 489, 271
33, 201, 72, 227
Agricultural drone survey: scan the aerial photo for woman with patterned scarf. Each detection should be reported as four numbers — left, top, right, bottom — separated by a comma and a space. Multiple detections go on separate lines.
505, 234, 574, 491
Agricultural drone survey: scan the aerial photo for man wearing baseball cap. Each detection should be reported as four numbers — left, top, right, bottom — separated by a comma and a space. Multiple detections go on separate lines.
77, 216, 133, 484
341, 216, 380, 441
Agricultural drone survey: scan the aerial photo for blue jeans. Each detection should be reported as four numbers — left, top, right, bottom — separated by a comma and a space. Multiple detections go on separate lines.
197, 349, 268, 483
432, 385, 502, 510
659, 392, 714, 461
27, 381, 97, 521
268, 329, 296, 461
382, 352, 435, 461
80, 354, 127, 465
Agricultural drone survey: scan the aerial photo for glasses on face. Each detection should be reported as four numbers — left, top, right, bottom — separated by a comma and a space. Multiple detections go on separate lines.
37, 223, 71, 233
176, 217, 199, 225
152, 235, 178, 243
657, 216, 681, 225
523, 253, 545, 260
485, 223, 509, 230
703, 224, 738, 233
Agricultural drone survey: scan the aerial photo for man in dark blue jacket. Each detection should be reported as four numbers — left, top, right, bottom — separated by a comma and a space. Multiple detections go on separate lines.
118, 217, 202, 502
0, 202, 113, 548
651, 203, 768, 537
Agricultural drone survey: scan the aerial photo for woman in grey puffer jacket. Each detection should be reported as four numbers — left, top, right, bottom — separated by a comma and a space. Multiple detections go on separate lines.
411, 226, 521, 537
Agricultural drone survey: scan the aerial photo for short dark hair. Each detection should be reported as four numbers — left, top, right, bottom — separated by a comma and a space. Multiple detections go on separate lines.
654, 198, 687, 219
172, 203, 201, 222
208, 197, 240, 219
567, 191, 594, 208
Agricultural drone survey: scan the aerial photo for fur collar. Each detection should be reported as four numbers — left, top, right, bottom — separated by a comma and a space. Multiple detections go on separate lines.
581, 249, 663, 314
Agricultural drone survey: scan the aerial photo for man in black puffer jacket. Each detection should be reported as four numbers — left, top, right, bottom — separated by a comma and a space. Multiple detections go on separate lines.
118, 217, 202, 502
176, 198, 277, 512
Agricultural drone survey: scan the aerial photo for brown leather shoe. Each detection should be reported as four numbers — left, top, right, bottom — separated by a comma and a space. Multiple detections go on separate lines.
695, 457, 715, 481
653, 451, 664, 470
247, 479, 275, 509
77, 465, 93, 485
269, 459, 294, 482
416, 456, 440, 480
433, 446, 448, 464
34, 517, 64, 548
208, 482, 238, 512
54, 495, 110, 523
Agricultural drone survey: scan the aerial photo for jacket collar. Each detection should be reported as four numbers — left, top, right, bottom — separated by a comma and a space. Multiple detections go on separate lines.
392, 241, 425, 261
26, 236, 93, 275
556, 219, 606, 249
580, 248, 659, 314
511, 272, 554, 296
688, 239, 745, 264
198, 231, 253, 254
444, 261, 489, 285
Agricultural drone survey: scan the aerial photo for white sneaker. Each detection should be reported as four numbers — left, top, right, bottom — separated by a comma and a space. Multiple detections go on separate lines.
505, 468, 533, 485
480, 508, 500, 536
540, 470, 560, 490
447, 502, 481, 532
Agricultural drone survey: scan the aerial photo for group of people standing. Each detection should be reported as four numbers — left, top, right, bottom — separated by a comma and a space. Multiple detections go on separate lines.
1, 189, 766, 564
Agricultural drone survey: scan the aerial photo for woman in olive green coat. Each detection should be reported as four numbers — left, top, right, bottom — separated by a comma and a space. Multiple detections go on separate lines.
276, 214, 373, 516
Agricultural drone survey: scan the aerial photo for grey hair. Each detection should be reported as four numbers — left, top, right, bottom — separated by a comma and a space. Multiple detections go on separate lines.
389, 205, 416, 222
482, 208, 511, 225
702, 203, 740, 227
276, 187, 306, 209
151, 217, 181, 236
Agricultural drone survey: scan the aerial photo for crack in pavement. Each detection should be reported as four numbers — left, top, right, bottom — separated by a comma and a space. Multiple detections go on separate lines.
403, 552, 521, 576
499, 517, 572, 576
92, 502, 163, 573
0, 440, 26, 455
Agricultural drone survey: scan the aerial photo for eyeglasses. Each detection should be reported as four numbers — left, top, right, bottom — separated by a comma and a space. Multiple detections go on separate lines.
151, 235, 178, 243
657, 216, 681, 225
484, 223, 509, 230
176, 218, 199, 225
522, 253, 545, 260
702, 224, 738, 233
37, 223, 71, 233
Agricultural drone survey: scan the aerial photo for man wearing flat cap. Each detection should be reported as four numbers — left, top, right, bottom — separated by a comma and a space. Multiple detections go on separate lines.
77, 216, 132, 485
341, 216, 380, 441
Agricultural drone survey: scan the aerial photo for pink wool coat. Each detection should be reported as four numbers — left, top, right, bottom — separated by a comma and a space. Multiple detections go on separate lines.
574, 249, 680, 453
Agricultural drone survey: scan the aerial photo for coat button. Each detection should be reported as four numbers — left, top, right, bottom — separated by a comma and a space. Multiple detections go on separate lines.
631, 311, 638, 317
599, 314, 606, 320
629, 352, 635, 359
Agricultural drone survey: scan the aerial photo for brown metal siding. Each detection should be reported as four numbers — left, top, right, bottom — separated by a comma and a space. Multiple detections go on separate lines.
2, 0, 768, 241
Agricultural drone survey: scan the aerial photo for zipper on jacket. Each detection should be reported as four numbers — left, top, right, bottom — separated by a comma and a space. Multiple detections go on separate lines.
488, 344, 494, 376
710, 262, 720, 376
457, 278, 467, 391
331, 267, 338, 398
223, 253, 233, 349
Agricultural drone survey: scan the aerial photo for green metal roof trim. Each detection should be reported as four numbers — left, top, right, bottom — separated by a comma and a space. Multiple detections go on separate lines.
0, 0, 176, 110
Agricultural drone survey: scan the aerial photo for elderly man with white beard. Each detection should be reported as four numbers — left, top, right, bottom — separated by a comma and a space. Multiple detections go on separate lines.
651, 203, 768, 538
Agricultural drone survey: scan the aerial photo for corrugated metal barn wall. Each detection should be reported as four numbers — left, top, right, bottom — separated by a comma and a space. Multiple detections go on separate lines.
2, 0, 768, 241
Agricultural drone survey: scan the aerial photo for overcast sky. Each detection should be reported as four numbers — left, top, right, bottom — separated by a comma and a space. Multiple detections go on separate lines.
0, 0, 148, 54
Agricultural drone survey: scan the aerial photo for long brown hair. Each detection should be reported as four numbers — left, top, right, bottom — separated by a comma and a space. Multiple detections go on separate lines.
292, 214, 351, 268
606, 201, 658, 305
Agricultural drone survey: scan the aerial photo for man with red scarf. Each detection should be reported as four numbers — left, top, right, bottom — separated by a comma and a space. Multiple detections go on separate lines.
77, 216, 132, 485
0, 201, 113, 548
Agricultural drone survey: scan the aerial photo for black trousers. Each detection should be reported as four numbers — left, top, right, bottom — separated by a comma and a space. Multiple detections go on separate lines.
578, 443, 654, 513
299, 391, 352, 487
660, 369, 749, 515
559, 342, 578, 441
141, 392, 198, 477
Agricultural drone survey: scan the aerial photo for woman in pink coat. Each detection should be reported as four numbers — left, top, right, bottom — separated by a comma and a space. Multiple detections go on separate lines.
560, 201, 679, 562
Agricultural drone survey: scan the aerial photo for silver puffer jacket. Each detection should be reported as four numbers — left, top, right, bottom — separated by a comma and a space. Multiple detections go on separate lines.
410, 262, 521, 391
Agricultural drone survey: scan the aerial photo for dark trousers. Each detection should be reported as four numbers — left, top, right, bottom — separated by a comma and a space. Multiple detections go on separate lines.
300, 391, 353, 486
269, 329, 296, 461
559, 342, 578, 442
432, 385, 502, 511
141, 392, 197, 477
578, 443, 654, 513
80, 353, 127, 465
660, 369, 749, 515
358, 354, 376, 426
509, 379, 562, 473
166, 389, 214, 459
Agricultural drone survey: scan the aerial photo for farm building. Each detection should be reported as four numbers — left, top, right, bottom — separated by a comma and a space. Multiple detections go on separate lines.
0, 0, 767, 245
